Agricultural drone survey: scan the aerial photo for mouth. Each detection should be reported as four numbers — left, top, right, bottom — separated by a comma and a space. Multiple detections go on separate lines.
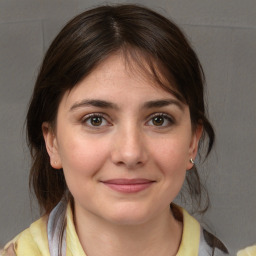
101, 179, 155, 193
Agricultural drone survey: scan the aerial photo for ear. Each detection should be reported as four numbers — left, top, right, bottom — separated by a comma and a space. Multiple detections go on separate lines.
186, 124, 203, 170
42, 122, 62, 169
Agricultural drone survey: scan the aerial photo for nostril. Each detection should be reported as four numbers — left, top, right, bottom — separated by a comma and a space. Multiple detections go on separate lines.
114, 159, 145, 169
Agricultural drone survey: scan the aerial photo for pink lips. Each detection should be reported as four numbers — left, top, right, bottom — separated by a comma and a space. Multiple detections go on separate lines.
101, 179, 155, 193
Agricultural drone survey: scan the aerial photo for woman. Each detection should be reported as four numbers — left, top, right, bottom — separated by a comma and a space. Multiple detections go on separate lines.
1, 4, 229, 256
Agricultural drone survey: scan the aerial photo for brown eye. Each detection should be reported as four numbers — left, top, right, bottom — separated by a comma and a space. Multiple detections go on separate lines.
146, 113, 174, 127
82, 113, 110, 128
90, 116, 103, 126
152, 116, 164, 126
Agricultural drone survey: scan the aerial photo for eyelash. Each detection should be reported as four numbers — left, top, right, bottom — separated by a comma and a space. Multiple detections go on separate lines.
81, 112, 175, 128
81, 113, 110, 128
146, 113, 175, 127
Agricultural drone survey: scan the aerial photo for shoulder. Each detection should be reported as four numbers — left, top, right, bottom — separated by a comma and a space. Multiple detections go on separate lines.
172, 204, 229, 256
237, 245, 256, 256
1, 216, 50, 256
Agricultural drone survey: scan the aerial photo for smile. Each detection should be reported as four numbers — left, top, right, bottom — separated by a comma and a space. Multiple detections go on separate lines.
101, 179, 155, 193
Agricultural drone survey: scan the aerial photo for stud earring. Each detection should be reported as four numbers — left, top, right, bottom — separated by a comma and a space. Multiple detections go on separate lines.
190, 158, 195, 164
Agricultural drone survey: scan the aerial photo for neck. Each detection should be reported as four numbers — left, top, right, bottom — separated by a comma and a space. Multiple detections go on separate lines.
74, 205, 182, 256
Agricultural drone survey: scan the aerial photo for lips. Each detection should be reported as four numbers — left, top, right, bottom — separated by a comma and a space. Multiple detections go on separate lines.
101, 179, 155, 193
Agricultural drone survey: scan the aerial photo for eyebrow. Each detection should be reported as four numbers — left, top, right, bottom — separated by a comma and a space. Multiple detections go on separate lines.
70, 98, 184, 112
70, 99, 119, 111
143, 99, 184, 111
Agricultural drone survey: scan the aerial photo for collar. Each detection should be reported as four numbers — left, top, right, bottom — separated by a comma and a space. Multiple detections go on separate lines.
64, 203, 200, 256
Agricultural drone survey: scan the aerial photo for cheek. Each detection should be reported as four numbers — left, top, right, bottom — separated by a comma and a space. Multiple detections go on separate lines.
152, 136, 191, 173
148, 138, 189, 206
57, 136, 110, 202
57, 135, 110, 181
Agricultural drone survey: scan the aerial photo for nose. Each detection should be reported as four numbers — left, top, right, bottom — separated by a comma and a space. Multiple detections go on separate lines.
110, 125, 148, 169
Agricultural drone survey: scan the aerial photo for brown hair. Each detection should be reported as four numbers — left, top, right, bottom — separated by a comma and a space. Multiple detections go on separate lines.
26, 4, 214, 215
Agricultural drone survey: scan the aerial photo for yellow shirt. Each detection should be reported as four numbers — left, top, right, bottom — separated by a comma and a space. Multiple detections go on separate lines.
237, 246, 256, 256
1, 204, 207, 256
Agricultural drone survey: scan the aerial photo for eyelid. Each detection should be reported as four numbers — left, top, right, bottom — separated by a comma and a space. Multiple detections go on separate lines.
146, 112, 175, 126
81, 112, 112, 127
82, 112, 102, 121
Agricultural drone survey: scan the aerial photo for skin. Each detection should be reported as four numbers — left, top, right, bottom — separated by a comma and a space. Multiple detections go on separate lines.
43, 54, 202, 256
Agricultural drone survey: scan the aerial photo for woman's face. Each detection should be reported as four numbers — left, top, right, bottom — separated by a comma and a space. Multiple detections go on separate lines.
43, 54, 202, 225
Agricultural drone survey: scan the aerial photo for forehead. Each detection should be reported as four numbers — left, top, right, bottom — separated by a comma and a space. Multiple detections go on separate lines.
60, 53, 182, 108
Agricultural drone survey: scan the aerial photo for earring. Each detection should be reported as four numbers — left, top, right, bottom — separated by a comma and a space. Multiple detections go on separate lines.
54, 161, 57, 165
190, 158, 195, 164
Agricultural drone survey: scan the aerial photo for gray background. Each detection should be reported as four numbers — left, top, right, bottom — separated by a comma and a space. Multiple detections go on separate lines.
0, 0, 255, 254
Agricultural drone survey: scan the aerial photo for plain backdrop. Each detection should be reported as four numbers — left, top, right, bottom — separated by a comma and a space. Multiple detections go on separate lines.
0, 0, 255, 254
